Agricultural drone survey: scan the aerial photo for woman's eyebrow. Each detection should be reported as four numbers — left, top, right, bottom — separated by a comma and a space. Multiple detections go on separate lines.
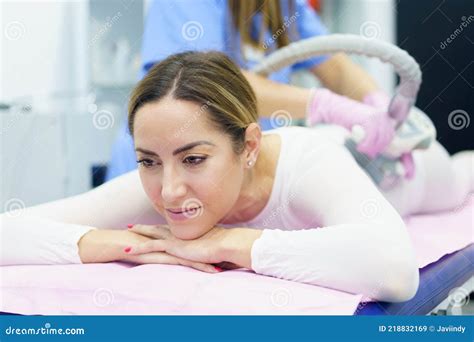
135, 141, 216, 157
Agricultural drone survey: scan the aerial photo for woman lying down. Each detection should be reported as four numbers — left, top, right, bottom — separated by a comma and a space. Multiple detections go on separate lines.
2, 52, 472, 303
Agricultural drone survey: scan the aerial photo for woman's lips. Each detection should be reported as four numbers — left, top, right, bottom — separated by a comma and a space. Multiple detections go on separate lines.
166, 207, 202, 221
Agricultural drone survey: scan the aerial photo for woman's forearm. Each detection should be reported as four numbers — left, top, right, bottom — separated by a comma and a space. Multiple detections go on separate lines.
241, 54, 380, 122
242, 70, 311, 120
220, 228, 263, 269
311, 53, 378, 101
78, 229, 122, 263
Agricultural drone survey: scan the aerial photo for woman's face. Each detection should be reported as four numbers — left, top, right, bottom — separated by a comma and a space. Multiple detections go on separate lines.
133, 96, 246, 240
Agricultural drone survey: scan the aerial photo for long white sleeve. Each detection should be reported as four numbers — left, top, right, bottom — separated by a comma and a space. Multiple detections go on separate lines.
0, 170, 165, 266
0, 215, 96, 265
250, 139, 419, 302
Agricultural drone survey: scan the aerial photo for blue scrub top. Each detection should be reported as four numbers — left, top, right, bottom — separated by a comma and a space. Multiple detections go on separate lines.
106, 0, 329, 181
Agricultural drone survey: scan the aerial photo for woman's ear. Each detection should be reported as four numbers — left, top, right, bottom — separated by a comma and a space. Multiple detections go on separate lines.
243, 123, 262, 167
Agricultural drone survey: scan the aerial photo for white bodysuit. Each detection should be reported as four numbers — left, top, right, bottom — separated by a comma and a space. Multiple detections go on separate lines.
1, 126, 472, 302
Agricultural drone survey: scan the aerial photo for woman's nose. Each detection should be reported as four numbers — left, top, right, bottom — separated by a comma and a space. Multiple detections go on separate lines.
161, 166, 187, 202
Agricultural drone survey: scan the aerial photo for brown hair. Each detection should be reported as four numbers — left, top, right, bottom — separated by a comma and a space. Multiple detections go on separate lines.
128, 51, 258, 154
228, 0, 296, 51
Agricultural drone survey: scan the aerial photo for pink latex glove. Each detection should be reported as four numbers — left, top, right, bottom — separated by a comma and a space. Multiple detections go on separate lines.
306, 88, 396, 159
362, 90, 391, 110
363, 90, 415, 179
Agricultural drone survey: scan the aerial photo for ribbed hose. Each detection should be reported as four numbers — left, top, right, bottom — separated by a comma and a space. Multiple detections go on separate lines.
252, 34, 422, 124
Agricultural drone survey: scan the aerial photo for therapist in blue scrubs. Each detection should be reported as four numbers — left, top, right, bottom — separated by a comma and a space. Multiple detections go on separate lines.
106, 0, 383, 180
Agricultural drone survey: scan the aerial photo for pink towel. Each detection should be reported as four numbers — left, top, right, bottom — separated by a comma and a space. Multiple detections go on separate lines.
407, 194, 473, 268
1, 195, 472, 315
0, 264, 363, 315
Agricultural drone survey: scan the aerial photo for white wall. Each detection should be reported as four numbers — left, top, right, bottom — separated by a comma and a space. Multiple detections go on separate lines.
1, 1, 89, 102
322, 0, 397, 94
1, 1, 90, 209
1, 1, 143, 211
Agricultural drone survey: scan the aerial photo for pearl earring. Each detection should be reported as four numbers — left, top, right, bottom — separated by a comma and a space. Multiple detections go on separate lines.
247, 160, 253, 167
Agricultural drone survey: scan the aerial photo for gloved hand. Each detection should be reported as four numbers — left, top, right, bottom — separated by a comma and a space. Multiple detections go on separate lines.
362, 90, 391, 110
306, 88, 397, 158
363, 90, 415, 179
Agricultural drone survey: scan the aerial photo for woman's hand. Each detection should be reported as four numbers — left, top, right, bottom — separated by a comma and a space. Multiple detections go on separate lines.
306, 88, 397, 158
78, 229, 220, 273
363, 90, 415, 178
350, 113, 397, 159
122, 242, 221, 274
126, 224, 263, 269
125, 224, 228, 264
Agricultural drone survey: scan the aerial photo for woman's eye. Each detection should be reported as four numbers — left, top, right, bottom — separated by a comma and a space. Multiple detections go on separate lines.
183, 156, 206, 166
137, 159, 159, 168
137, 157, 205, 168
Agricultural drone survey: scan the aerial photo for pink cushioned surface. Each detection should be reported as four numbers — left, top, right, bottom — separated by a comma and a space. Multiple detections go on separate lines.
1, 196, 472, 315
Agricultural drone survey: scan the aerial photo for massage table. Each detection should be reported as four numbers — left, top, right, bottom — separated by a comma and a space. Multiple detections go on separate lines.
1, 251, 472, 316
357, 245, 473, 315
1, 252, 472, 316
1, 194, 472, 316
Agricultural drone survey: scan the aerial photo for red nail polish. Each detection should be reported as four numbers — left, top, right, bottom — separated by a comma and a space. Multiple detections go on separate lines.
214, 266, 223, 272
124, 247, 132, 253
127, 224, 134, 229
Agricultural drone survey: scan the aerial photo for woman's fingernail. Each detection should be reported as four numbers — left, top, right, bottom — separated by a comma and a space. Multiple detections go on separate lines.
214, 266, 223, 272
124, 247, 132, 253
127, 224, 134, 229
